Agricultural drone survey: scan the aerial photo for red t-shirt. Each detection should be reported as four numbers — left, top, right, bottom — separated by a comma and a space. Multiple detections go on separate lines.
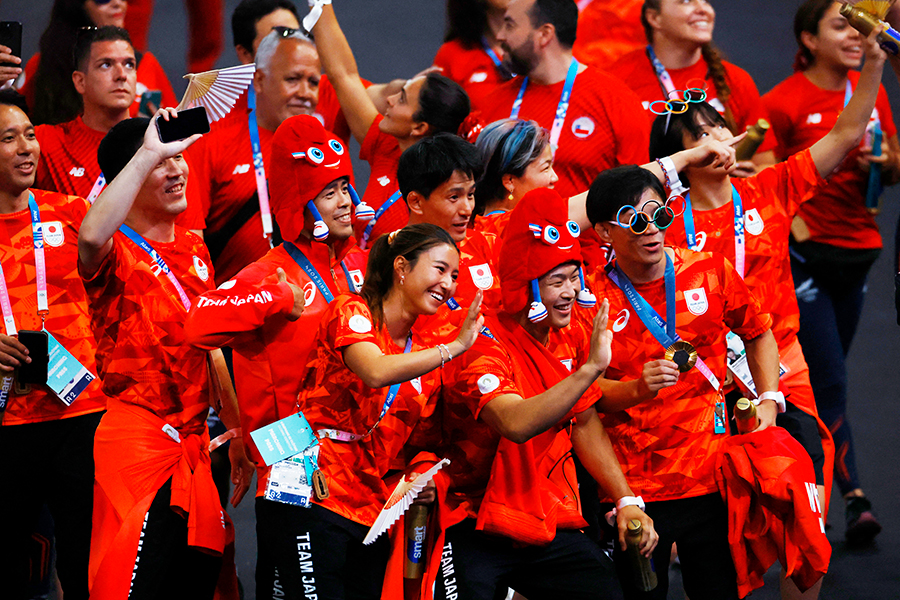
433, 39, 511, 109
478, 65, 649, 200
472, 210, 511, 241
354, 115, 407, 246
298, 295, 439, 526
80, 228, 214, 436
20, 51, 177, 119
184, 236, 367, 493
587, 248, 771, 501
572, 0, 645, 67
610, 48, 776, 154
0, 190, 106, 425
762, 70, 896, 249
664, 150, 825, 348
182, 117, 275, 285
440, 307, 599, 519
34, 117, 106, 199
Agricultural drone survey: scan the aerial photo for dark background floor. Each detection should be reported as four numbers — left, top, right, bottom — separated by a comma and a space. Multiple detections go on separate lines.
4, 1, 898, 598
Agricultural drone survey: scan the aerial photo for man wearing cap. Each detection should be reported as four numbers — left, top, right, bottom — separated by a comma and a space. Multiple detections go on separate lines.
184, 113, 370, 597
433, 187, 656, 600
584, 165, 781, 599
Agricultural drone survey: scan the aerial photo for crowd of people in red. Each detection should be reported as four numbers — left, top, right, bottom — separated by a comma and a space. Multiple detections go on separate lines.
0, 0, 897, 599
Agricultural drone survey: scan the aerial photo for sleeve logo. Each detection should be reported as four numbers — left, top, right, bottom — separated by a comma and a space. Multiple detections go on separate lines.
348, 314, 372, 334
685, 287, 709, 316
477, 373, 501, 395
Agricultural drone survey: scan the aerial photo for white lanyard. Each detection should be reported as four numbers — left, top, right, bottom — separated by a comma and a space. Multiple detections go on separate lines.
0, 192, 50, 336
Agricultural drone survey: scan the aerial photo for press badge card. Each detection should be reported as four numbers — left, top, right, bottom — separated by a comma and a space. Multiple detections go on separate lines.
725, 331, 787, 398
250, 411, 318, 466
46, 331, 95, 406
264, 445, 321, 508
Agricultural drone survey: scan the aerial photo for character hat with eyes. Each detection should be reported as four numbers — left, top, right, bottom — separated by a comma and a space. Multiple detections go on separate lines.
269, 115, 374, 243
499, 187, 596, 321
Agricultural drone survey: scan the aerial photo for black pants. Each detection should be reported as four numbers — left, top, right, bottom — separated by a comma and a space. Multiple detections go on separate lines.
256, 499, 389, 600
609, 494, 739, 600
434, 518, 623, 600
0, 411, 102, 600
127, 477, 222, 599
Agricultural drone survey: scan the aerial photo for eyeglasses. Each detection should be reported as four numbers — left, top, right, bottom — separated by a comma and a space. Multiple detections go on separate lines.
613, 197, 685, 234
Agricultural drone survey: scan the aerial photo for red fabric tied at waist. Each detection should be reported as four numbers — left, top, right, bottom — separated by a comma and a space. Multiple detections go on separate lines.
89, 400, 225, 599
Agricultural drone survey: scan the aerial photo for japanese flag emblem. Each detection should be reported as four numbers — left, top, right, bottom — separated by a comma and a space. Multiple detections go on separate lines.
41, 221, 65, 247
193, 256, 209, 281
744, 209, 764, 236
469, 263, 494, 290
348, 269, 364, 291
685, 287, 708, 316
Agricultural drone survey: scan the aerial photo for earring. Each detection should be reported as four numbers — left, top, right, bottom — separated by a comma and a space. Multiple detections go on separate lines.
508, 192, 515, 202
400, 275, 405, 286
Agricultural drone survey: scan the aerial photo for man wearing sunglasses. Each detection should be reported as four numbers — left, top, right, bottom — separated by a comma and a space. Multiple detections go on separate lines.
582, 164, 782, 600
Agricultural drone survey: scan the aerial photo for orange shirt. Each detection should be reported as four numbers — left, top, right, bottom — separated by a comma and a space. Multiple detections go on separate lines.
183, 117, 275, 285
80, 228, 214, 436
664, 149, 825, 348
354, 115, 407, 247
184, 236, 367, 493
34, 117, 106, 198
572, 0, 645, 67
298, 295, 439, 526
762, 70, 896, 249
20, 51, 177, 120
588, 248, 771, 501
440, 307, 599, 519
0, 190, 105, 425
610, 48, 776, 154
433, 39, 511, 109
472, 210, 511, 240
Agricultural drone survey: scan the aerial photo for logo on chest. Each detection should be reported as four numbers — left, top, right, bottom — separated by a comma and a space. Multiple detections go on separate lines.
612, 308, 630, 332
744, 208, 764, 236
232, 164, 251, 175
193, 256, 210, 281
469, 71, 488, 84
68, 167, 85, 178
685, 287, 709, 316
468, 263, 494, 290
40, 221, 65, 247
571, 117, 595, 139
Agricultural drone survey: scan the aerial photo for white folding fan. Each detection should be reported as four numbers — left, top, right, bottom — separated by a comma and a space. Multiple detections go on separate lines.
177, 63, 257, 123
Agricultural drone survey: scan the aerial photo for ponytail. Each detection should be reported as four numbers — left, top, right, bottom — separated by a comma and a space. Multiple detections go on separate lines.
700, 42, 736, 132
360, 224, 458, 328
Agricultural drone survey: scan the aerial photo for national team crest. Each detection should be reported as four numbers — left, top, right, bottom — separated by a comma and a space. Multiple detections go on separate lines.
571, 116, 595, 139
468, 264, 494, 290
744, 209, 764, 236
469, 71, 488, 83
348, 269, 364, 291
41, 221, 65, 247
193, 255, 209, 281
685, 287, 709, 316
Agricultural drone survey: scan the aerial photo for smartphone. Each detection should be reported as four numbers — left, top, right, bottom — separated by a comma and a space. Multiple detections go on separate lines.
138, 90, 162, 117
17, 330, 48, 385
0, 22, 22, 69
155, 106, 210, 143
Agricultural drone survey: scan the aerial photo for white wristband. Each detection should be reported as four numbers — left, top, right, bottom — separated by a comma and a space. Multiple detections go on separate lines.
605, 495, 645, 526
754, 391, 786, 414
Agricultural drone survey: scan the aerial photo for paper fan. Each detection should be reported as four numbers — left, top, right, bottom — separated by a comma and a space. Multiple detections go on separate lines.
847, 0, 896, 19
177, 64, 257, 123
363, 458, 450, 545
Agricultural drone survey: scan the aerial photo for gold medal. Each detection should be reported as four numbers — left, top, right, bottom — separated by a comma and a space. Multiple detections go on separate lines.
665, 341, 697, 373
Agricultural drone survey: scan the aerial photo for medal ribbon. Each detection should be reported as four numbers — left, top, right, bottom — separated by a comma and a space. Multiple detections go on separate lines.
119, 224, 192, 311
605, 254, 720, 391
248, 87, 275, 246
283, 241, 355, 303
646, 45, 679, 101
360, 190, 402, 250
509, 58, 579, 150
86, 173, 106, 204
317, 335, 413, 442
683, 186, 745, 278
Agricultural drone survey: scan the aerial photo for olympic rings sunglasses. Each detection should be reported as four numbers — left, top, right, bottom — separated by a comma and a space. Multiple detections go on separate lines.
613, 197, 686, 234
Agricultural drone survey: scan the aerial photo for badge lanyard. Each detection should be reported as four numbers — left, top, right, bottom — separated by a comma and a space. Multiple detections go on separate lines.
119, 224, 192, 311
360, 190, 402, 250
646, 45, 679, 101
86, 173, 106, 204
248, 87, 275, 247
683, 186, 745, 278
0, 193, 50, 336
605, 255, 720, 391
283, 241, 356, 302
317, 334, 413, 442
482, 36, 505, 71
509, 58, 579, 151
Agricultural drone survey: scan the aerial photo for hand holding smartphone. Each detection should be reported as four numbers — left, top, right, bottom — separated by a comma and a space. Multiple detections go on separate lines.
156, 106, 210, 143
17, 330, 48, 385
0, 21, 23, 74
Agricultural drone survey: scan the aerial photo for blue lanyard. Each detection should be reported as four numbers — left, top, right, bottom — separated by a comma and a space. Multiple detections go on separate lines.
481, 36, 505, 70
379, 335, 413, 421
683, 186, 745, 278
509, 58, 579, 149
119, 224, 192, 311
283, 241, 355, 303
248, 87, 274, 242
484, 210, 506, 217
605, 254, 678, 348
646, 45, 679, 100
361, 190, 402, 248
